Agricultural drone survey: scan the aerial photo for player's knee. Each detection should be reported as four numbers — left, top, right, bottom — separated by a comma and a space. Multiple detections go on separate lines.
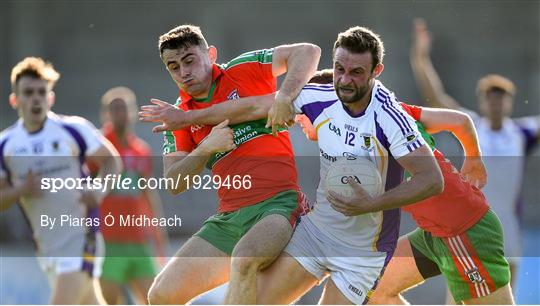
231, 256, 268, 276
147, 276, 185, 305
368, 288, 402, 305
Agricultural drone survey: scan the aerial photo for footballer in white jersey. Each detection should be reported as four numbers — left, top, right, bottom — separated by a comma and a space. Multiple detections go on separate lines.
1, 57, 121, 304
1, 112, 103, 259
279, 79, 428, 304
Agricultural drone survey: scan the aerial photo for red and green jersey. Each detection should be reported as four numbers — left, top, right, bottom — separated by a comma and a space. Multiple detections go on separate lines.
99, 124, 156, 243
400, 103, 489, 237
163, 49, 299, 212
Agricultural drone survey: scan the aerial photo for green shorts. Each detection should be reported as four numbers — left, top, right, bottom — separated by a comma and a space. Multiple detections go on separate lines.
195, 189, 304, 255
101, 242, 157, 284
408, 209, 510, 302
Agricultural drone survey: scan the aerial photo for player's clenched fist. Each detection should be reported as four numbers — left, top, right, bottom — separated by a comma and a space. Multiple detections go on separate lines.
266, 92, 295, 136
199, 119, 236, 154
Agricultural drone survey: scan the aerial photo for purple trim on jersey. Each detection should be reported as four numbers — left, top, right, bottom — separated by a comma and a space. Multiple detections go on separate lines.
380, 102, 407, 136
304, 84, 334, 90
302, 87, 336, 92
341, 101, 370, 118
517, 125, 539, 154
374, 113, 391, 151
0, 136, 12, 185
377, 92, 414, 134
60, 124, 87, 177
376, 155, 403, 253
300, 99, 338, 122
374, 113, 402, 253
376, 208, 400, 253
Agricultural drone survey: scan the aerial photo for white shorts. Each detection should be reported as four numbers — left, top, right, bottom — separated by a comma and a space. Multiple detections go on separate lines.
284, 216, 389, 304
37, 231, 104, 284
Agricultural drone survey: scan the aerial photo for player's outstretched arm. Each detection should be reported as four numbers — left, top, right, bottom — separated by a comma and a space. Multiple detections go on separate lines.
267, 43, 321, 134
419, 107, 481, 156
410, 19, 461, 110
419, 107, 487, 188
164, 120, 236, 195
140, 94, 275, 132
328, 145, 444, 216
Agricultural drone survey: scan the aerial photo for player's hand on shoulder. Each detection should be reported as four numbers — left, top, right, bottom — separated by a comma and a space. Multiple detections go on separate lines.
460, 156, 487, 189
139, 99, 190, 132
266, 92, 295, 136
327, 176, 377, 216
199, 119, 236, 154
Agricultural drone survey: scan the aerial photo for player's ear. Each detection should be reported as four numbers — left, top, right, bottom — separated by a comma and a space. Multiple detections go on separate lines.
372, 63, 384, 78
208, 45, 217, 63
9, 93, 17, 109
47, 91, 56, 108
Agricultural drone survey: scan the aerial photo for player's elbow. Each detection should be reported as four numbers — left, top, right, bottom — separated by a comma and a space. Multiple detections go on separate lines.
301, 43, 322, 61
163, 171, 187, 196
426, 167, 444, 196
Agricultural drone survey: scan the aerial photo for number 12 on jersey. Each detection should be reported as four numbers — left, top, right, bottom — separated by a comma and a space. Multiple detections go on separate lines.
345, 131, 356, 146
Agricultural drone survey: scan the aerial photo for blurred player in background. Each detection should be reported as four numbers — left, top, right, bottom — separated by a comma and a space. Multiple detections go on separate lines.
145, 25, 320, 304
95, 86, 167, 304
0, 57, 122, 304
141, 26, 444, 304
410, 18, 540, 297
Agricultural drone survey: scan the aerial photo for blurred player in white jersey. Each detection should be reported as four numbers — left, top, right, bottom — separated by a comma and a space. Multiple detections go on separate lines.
140, 26, 444, 304
410, 19, 540, 295
0, 57, 122, 304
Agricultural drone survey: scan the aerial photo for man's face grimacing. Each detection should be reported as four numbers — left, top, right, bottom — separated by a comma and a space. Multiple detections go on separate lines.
162, 45, 216, 99
333, 47, 383, 104
12, 76, 53, 126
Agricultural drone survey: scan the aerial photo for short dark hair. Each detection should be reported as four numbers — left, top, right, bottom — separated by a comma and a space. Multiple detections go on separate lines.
333, 26, 385, 71
10, 57, 60, 92
476, 74, 515, 97
309, 69, 334, 84
158, 25, 209, 56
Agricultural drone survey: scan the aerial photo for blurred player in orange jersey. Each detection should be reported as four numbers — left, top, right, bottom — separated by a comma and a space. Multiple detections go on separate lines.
96, 87, 168, 304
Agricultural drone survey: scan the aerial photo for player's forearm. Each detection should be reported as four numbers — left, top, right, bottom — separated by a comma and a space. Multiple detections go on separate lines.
372, 167, 444, 211
277, 44, 321, 103
188, 94, 275, 125
410, 50, 458, 109
0, 185, 25, 210
93, 154, 122, 197
451, 115, 482, 157
164, 147, 212, 195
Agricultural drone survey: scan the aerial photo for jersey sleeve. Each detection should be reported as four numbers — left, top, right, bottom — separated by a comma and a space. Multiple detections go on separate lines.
377, 101, 426, 158
293, 84, 338, 123
67, 117, 103, 156
515, 116, 540, 153
163, 128, 195, 155
399, 102, 423, 121
224, 49, 275, 83
0, 134, 9, 183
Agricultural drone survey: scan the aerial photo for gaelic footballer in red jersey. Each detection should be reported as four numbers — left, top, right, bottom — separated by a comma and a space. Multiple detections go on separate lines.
143, 25, 320, 304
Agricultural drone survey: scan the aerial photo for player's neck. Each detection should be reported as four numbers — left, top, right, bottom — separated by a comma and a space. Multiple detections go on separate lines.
114, 127, 131, 146
23, 118, 46, 134
489, 118, 503, 131
344, 85, 374, 116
